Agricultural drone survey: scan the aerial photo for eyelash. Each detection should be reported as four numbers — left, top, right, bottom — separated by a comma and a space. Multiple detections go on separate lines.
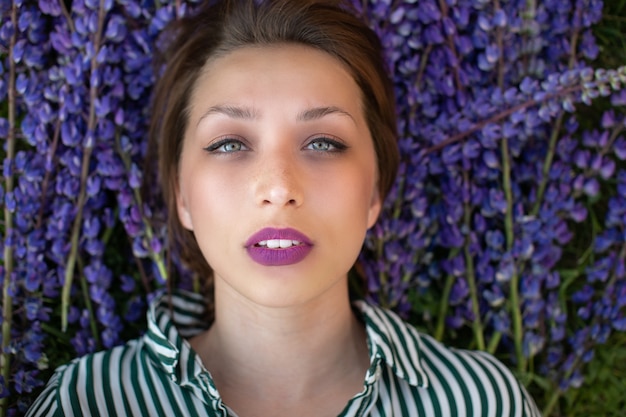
203, 137, 248, 154
203, 135, 348, 154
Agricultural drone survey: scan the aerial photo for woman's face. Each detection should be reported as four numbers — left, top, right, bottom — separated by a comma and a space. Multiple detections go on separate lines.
177, 44, 381, 308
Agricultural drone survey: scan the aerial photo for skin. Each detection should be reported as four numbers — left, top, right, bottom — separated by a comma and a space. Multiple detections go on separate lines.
176, 44, 381, 417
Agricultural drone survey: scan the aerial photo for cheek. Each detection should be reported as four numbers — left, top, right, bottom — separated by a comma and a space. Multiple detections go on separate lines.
177, 161, 232, 230
176, 168, 201, 230
326, 165, 378, 222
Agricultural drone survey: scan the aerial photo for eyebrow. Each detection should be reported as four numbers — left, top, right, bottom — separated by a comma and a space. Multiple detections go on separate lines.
296, 106, 356, 124
197, 105, 356, 125
198, 105, 259, 124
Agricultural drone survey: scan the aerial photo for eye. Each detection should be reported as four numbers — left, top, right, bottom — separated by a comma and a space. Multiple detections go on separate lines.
204, 137, 248, 154
305, 136, 348, 153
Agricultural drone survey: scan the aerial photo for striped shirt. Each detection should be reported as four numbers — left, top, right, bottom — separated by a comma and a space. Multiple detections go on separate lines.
27, 290, 541, 416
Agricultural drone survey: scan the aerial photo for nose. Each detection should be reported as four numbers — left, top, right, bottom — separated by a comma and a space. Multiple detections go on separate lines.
253, 154, 303, 208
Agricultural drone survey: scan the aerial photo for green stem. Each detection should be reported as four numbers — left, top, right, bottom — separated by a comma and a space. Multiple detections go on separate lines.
463, 171, 485, 351
531, 114, 564, 217
40, 323, 71, 343
115, 134, 167, 283
62, 0, 107, 331
508, 253, 524, 373
492, 0, 526, 365
487, 331, 502, 354
501, 139, 514, 251
434, 274, 454, 341
434, 248, 460, 341
464, 242, 485, 350
520, 0, 537, 76
1, 2, 18, 414
542, 386, 563, 416
132, 200, 167, 281
77, 258, 101, 349
61, 221, 83, 332
501, 137, 526, 371
532, 5, 582, 217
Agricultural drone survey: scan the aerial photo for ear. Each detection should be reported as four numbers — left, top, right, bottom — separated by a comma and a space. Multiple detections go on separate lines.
366, 188, 382, 229
176, 185, 194, 231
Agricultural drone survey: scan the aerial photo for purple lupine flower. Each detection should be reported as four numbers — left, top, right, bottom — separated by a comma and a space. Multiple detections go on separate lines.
4, 0, 626, 413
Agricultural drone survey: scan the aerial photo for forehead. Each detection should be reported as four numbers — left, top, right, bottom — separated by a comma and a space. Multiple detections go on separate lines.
188, 44, 364, 116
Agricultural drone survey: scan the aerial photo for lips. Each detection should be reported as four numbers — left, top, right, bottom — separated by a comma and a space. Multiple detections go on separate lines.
245, 228, 313, 266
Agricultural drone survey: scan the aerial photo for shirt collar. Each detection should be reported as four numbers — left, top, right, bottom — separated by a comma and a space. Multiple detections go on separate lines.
144, 290, 228, 413
143, 291, 429, 389
143, 290, 209, 380
353, 300, 429, 388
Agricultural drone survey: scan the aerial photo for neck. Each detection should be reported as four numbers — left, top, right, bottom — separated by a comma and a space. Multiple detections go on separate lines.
189, 277, 369, 415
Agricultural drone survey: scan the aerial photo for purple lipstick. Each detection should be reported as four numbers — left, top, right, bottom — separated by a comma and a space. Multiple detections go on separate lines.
245, 228, 313, 266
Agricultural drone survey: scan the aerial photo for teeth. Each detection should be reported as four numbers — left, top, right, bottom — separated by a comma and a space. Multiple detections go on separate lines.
257, 239, 302, 248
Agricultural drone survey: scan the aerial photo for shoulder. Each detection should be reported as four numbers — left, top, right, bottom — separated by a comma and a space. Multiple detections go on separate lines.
417, 333, 541, 416
26, 339, 146, 416
355, 301, 542, 417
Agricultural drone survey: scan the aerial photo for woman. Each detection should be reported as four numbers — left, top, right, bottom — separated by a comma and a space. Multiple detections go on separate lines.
28, 0, 541, 416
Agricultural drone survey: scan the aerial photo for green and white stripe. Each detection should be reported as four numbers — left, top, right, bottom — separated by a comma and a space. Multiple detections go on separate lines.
27, 291, 541, 416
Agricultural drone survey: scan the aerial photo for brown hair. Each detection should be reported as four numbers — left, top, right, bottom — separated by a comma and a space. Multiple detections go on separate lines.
149, 0, 399, 298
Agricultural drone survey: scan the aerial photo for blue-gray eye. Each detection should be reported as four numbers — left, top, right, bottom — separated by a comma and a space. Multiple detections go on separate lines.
220, 141, 243, 152
306, 137, 347, 152
204, 139, 246, 153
